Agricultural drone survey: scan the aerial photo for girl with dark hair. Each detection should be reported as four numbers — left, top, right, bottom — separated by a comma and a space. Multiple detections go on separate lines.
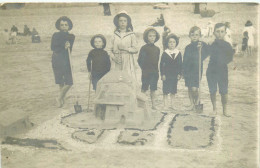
109, 11, 138, 78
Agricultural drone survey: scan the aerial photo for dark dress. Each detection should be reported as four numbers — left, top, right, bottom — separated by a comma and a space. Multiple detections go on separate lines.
51, 31, 75, 85
206, 39, 233, 94
160, 50, 182, 94
138, 43, 160, 91
242, 37, 248, 51
86, 48, 111, 90
183, 41, 209, 88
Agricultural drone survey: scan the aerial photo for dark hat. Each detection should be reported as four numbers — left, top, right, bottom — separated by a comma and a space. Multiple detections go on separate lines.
55, 16, 73, 31
90, 34, 106, 49
245, 20, 252, 27
164, 33, 179, 48
113, 12, 133, 31
143, 27, 160, 43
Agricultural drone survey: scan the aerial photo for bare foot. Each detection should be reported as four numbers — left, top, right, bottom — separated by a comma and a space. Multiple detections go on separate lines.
56, 98, 63, 108
213, 108, 217, 115
223, 111, 231, 117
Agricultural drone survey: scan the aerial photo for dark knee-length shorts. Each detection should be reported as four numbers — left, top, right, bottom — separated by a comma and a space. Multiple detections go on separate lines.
206, 67, 228, 95
141, 72, 159, 91
163, 76, 178, 94
52, 54, 73, 85
92, 72, 107, 90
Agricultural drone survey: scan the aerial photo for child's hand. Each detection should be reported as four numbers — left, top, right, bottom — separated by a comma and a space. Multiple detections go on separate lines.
161, 75, 166, 81
178, 74, 182, 80
197, 42, 202, 48
65, 41, 70, 49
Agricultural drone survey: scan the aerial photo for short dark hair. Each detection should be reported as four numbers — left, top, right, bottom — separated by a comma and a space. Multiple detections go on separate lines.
55, 16, 73, 31
214, 23, 226, 32
189, 26, 201, 36
164, 33, 179, 48
143, 28, 160, 44
90, 34, 106, 49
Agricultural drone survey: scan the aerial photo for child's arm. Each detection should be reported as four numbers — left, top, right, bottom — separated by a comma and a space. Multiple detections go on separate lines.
86, 51, 92, 73
105, 51, 111, 72
201, 42, 210, 61
67, 34, 75, 52
160, 54, 166, 80
51, 33, 65, 52
127, 33, 138, 54
177, 53, 183, 76
137, 46, 145, 69
182, 47, 188, 78
224, 43, 234, 64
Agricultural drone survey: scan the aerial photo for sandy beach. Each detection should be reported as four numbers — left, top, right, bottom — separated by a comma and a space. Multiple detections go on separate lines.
0, 3, 259, 168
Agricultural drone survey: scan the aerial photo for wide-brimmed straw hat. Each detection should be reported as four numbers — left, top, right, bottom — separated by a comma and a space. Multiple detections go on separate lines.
113, 11, 133, 31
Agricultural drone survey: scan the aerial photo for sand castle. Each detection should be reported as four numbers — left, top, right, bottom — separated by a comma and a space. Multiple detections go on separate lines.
94, 70, 149, 125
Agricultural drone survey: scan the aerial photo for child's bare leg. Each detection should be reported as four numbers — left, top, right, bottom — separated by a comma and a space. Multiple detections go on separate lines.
210, 93, 217, 114
248, 46, 252, 56
163, 94, 168, 110
192, 87, 199, 105
186, 87, 193, 109
56, 84, 64, 108
60, 85, 72, 104
221, 94, 230, 117
170, 94, 176, 110
150, 91, 157, 110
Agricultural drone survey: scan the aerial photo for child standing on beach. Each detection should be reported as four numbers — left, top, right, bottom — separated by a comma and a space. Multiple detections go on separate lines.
51, 16, 75, 108
241, 31, 249, 57
243, 20, 255, 56
138, 28, 160, 110
160, 34, 182, 110
86, 34, 111, 90
109, 11, 138, 78
183, 26, 209, 110
206, 23, 233, 117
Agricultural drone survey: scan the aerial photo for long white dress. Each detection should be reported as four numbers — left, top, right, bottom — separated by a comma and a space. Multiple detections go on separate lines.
243, 26, 256, 47
109, 30, 138, 79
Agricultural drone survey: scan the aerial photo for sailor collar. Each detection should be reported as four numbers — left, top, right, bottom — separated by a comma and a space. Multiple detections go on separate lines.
114, 31, 135, 38
165, 48, 180, 59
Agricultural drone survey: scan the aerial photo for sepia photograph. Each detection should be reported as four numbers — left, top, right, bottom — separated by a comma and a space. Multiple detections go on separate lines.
0, 2, 259, 167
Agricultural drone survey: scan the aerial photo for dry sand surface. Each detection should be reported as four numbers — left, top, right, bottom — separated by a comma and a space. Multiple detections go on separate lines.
0, 3, 259, 168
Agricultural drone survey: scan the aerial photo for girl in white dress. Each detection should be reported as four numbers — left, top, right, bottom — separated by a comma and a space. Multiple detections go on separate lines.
109, 11, 138, 79
243, 20, 256, 56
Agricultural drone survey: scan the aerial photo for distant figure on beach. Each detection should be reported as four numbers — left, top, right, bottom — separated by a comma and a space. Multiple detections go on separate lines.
102, 3, 111, 16
241, 31, 249, 57
138, 27, 160, 109
224, 22, 232, 45
51, 16, 75, 108
206, 23, 234, 117
206, 21, 214, 37
10, 25, 18, 44
23, 25, 31, 36
243, 20, 255, 56
109, 11, 138, 78
87, 34, 111, 90
162, 26, 171, 50
31, 28, 41, 43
